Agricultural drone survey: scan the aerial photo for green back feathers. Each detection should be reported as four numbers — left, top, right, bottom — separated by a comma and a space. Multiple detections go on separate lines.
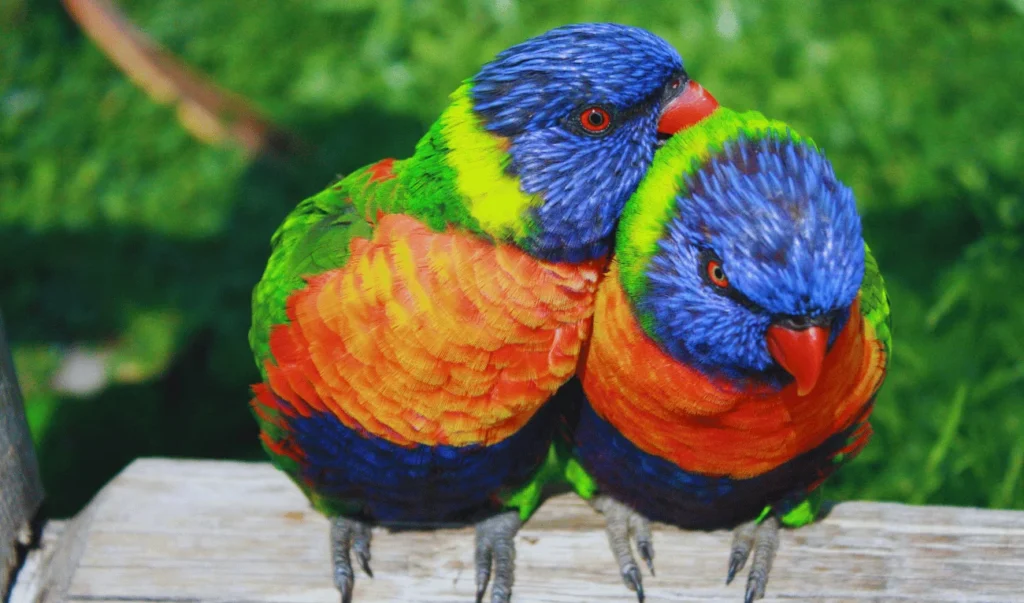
616, 109, 814, 305
393, 93, 484, 236
390, 83, 542, 243
249, 84, 541, 373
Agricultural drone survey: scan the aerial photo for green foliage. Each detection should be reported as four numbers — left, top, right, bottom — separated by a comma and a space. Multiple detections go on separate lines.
2, 0, 1021, 515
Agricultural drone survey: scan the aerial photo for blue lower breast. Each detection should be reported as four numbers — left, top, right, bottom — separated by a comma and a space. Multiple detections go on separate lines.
287, 401, 559, 524
573, 400, 855, 529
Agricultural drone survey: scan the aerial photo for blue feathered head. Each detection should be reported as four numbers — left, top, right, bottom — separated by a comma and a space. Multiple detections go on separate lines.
469, 23, 717, 262
621, 110, 865, 392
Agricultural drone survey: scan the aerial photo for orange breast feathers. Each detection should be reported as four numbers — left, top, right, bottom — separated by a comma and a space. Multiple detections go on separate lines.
579, 263, 887, 479
264, 214, 603, 448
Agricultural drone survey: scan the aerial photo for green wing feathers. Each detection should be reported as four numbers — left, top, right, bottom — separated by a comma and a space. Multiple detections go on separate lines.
860, 243, 892, 356
248, 163, 403, 372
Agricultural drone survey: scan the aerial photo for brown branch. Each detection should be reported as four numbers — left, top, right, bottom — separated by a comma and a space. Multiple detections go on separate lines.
62, 0, 301, 157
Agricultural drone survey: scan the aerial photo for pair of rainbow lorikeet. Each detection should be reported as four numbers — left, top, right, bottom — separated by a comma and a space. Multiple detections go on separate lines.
248, 23, 890, 603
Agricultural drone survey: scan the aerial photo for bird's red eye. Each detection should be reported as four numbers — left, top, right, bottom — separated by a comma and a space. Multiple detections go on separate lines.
579, 107, 611, 133
669, 77, 683, 91
707, 260, 729, 288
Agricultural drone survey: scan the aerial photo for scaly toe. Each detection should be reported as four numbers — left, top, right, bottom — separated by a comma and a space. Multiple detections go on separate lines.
726, 519, 757, 585
628, 512, 655, 576
591, 495, 653, 599
331, 516, 370, 603
353, 522, 373, 578
474, 539, 492, 603
474, 511, 521, 603
743, 515, 780, 602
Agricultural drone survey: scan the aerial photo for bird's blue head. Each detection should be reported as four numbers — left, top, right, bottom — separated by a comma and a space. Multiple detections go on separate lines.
463, 23, 718, 262
620, 110, 865, 393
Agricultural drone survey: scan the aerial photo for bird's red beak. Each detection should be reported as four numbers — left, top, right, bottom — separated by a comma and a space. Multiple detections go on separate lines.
766, 325, 829, 396
657, 80, 719, 135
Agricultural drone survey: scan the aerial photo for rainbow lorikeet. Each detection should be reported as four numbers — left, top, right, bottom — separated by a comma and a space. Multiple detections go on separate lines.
569, 109, 891, 602
247, 23, 718, 603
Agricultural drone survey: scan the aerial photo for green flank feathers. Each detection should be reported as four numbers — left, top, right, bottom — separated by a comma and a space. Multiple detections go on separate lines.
248, 184, 367, 373
861, 242, 893, 355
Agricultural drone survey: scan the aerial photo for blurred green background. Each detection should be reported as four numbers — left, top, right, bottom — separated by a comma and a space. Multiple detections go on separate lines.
2, 0, 1022, 517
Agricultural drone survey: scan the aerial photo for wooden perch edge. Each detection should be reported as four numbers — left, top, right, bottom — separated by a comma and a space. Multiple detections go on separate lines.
9, 458, 1024, 602
62, 0, 301, 157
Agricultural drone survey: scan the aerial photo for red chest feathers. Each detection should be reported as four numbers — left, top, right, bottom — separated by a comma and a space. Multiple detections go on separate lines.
580, 265, 887, 478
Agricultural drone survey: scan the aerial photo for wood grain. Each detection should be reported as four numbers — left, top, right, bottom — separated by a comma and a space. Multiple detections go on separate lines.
14, 458, 1024, 602
0, 312, 44, 598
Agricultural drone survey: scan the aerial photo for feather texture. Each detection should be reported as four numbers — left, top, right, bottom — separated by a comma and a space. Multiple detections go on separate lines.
571, 111, 891, 528
248, 23, 697, 525
579, 262, 884, 478
261, 213, 600, 449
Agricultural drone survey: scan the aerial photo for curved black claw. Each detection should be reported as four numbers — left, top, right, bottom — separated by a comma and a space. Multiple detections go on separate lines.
590, 495, 656, 601
725, 515, 780, 603
726, 520, 757, 585
624, 564, 645, 603
353, 521, 373, 578
637, 539, 655, 577
474, 511, 521, 603
331, 516, 374, 603
744, 515, 779, 603
628, 510, 655, 577
474, 543, 491, 603
744, 578, 763, 603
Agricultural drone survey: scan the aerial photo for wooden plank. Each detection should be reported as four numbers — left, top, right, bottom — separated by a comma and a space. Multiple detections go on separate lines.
7, 520, 65, 603
0, 311, 45, 597
20, 458, 1024, 603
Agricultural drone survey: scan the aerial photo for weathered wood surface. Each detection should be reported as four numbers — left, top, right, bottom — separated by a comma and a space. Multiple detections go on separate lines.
0, 311, 45, 597
13, 458, 1024, 603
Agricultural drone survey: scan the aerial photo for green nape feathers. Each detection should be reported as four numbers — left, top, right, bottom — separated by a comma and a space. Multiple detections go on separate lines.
616, 109, 815, 304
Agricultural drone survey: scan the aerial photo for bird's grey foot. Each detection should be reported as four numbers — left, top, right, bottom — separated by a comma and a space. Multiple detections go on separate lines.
725, 515, 780, 603
330, 516, 373, 603
590, 495, 655, 603
474, 511, 521, 603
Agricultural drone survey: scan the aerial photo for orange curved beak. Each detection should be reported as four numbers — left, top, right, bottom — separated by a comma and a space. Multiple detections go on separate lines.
766, 325, 829, 396
657, 80, 719, 135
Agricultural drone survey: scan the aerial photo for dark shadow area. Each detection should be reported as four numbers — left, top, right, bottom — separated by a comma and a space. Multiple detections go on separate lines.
815, 499, 837, 521
860, 199, 985, 295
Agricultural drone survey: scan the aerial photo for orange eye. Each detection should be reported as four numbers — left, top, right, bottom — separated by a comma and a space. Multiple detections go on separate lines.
579, 107, 611, 133
707, 260, 729, 288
